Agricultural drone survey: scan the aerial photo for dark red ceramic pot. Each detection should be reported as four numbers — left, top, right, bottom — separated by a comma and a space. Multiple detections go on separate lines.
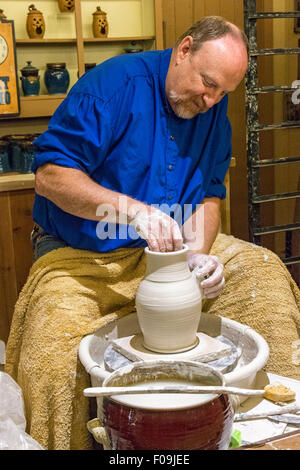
100, 360, 234, 450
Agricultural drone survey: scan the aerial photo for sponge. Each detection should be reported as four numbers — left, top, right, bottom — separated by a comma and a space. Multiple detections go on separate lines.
264, 383, 296, 402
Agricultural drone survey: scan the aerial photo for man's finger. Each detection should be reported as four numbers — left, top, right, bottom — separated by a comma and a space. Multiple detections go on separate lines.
202, 277, 225, 297
200, 264, 224, 287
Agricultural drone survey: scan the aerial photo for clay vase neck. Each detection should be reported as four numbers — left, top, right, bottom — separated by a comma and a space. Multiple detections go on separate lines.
136, 245, 202, 353
144, 246, 192, 283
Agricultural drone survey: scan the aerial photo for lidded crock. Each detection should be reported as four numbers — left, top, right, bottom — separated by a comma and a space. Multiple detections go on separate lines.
0, 139, 10, 174
135, 244, 202, 353
20, 61, 40, 96
85, 63, 96, 72
124, 41, 143, 54
26, 4, 45, 39
100, 360, 234, 450
58, 0, 75, 13
21, 61, 39, 77
92, 6, 109, 38
44, 62, 70, 94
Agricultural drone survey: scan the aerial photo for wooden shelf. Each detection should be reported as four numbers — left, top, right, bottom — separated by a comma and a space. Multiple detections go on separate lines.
9, 0, 163, 120
18, 95, 66, 119
83, 36, 155, 43
16, 38, 77, 44
0, 172, 35, 192
16, 36, 155, 45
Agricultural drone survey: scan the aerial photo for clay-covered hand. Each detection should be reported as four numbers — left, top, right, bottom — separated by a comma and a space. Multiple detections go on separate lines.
188, 253, 225, 298
129, 207, 183, 252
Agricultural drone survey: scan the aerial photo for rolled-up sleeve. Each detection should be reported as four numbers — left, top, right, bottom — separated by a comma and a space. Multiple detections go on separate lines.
32, 92, 113, 175
205, 116, 232, 200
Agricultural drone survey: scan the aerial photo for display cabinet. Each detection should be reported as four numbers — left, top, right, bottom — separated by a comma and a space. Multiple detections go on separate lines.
0, 0, 163, 343
0, 0, 163, 119
0, 0, 233, 344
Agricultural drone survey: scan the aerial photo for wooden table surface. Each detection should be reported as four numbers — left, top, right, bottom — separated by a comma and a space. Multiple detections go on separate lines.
234, 429, 300, 450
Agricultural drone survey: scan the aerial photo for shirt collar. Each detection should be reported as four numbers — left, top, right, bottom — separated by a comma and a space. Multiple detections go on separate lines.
159, 48, 178, 117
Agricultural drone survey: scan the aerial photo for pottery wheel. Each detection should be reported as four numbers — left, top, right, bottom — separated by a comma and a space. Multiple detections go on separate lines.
104, 333, 239, 374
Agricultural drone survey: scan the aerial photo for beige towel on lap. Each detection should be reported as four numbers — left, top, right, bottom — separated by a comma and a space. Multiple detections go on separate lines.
207, 234, 300, 380
4, 234, 300, 450
5, 246, 146, 450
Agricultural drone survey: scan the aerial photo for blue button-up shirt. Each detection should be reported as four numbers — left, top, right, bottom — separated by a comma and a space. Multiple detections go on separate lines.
32, 48, 232, 252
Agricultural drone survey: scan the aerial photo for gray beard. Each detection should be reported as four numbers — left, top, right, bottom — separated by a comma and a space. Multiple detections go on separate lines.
168, 90, 206, 119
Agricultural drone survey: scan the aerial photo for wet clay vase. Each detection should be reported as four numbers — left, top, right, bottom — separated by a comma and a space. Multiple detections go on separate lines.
58, 0, 75, 12
26, 5, 45, 39
135, 245, 202, 353
100, 360, 234, 450
92, 6, 109, 38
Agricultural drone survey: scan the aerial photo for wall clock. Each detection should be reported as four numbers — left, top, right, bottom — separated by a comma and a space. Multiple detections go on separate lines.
0, 16, 20, 117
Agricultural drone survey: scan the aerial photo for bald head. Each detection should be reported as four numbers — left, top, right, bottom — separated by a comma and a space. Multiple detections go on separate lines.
175, 16, 249, 58
165, 17, 249, 119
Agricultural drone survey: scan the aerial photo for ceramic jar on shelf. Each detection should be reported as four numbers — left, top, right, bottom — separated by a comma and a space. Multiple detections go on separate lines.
92, 6, 109, 38
77, 63, 97, 78
19, 140, 36, 173
44, 63, 70, 95
0, 140, 10, 174
58, 0, 75, 13
1, 134, 39, 173
84, 63, 97, 73
124, 41, 143, 54
2, 135, 29, 172
20, 61, 40, 96
26, 4, 45, 39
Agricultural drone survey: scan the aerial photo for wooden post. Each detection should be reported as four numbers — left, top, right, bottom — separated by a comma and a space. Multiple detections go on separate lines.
74, 0, 85, 78
154, 0, 164, 50
220, 157, 236, 235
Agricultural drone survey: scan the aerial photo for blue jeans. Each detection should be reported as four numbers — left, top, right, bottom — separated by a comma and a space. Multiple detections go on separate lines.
30, 224, 68, 262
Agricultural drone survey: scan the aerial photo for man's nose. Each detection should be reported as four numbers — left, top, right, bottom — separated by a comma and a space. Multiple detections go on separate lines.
203, 92, 222, 109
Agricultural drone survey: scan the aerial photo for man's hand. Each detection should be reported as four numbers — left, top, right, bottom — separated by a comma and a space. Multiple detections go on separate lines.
129, 206, 183, 252
188, 253, 225, 298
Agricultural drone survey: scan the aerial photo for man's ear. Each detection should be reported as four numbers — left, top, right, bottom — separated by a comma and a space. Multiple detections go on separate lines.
175, 35, 193, 64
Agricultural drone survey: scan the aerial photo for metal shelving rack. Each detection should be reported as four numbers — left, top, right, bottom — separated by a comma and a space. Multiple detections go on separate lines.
244, 0, 300, 274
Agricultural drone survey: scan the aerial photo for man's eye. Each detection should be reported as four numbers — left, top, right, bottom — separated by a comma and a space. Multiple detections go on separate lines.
203, 78, 215, 87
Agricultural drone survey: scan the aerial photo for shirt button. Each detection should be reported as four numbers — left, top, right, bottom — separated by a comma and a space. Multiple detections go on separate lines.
169, 165, 172, 170
168, 194, 172, 200
170, 135, 174, 140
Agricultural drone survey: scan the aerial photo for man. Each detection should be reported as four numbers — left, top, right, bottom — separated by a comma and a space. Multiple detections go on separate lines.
31, 16, 248, 299
5, 17, 300, 450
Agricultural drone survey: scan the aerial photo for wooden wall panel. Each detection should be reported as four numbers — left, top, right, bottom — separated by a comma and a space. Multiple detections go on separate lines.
161, 0, 276, 245
162, 0, 249, 240
0, 189, 35, 343
193, 0, 205, 18
272, 0, 300, 262
0, 193, 18, 343
10, 191, 35, 293
174, 0, 194, 38
162, 0, 176, 48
